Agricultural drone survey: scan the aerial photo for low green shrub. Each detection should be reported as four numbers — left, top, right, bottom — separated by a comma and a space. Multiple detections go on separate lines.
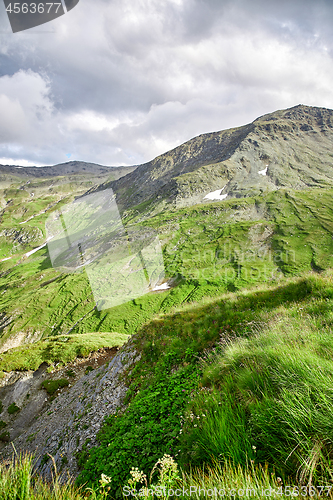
7, 402, 20, 415
41, 378, 69, 395
0, 420, 7, 430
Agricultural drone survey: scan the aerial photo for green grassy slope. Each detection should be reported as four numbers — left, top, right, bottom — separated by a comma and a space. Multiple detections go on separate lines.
0, 332, 129, 372
0, 186, 332, 355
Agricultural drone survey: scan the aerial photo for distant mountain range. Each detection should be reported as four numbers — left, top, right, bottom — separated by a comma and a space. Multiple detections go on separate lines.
87, 104, 333, 216
0, 161, 136, 181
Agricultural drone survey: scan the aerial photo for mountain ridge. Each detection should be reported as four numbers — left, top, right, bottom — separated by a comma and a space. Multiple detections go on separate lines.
4, 104, 333, 216
89, 104, 333, 217
0, 161, 136, 180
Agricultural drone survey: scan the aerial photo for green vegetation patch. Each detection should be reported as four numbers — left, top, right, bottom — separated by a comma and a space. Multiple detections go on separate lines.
77, 365, 200, 497
0, 431, 10, 442
41, 378, 69, 395
7, 403, 20, 415
0, 332, 129, 373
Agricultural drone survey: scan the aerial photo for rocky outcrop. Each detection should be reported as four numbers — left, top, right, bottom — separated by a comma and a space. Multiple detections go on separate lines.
0, 227, 43, 246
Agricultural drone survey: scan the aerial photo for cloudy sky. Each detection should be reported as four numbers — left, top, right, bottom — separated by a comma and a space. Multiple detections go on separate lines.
0, 0, 333, 167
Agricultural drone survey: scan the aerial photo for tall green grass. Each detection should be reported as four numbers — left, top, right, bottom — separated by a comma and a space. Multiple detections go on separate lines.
180, 301, 333, 485
181, 460, 297, 499
1, 452, 307, 500
180, 390, 255, 467
0, 452, 97, 499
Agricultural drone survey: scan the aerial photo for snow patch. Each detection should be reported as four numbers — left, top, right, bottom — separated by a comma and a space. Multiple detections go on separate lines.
258, 167, 268, 176
24, 243, 47, 258
152, 282, 170, 291
204, 186, 228, 201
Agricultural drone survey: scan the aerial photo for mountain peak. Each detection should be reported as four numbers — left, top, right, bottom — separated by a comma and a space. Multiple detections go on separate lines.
92, 105, 333, 217
254, 104, 333, 124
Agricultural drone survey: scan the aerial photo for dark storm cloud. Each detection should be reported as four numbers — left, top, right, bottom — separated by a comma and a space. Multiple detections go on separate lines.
0, 0, 333, 166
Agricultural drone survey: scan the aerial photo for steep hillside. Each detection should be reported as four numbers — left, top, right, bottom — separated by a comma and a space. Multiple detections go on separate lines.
1, 270, 333, 493
92, 104, 333, 216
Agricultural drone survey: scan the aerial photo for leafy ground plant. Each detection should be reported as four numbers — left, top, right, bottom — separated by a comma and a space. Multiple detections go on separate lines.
77, 365, 200, 498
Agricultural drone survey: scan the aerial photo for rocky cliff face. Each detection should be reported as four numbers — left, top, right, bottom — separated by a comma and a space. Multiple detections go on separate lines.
93, 105, 333, 215
0, 340, 139, 481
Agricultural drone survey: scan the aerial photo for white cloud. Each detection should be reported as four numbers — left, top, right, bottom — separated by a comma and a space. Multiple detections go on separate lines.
1, 0, 333, 166
0, 70, 53, 142
0, 157, 43, 166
